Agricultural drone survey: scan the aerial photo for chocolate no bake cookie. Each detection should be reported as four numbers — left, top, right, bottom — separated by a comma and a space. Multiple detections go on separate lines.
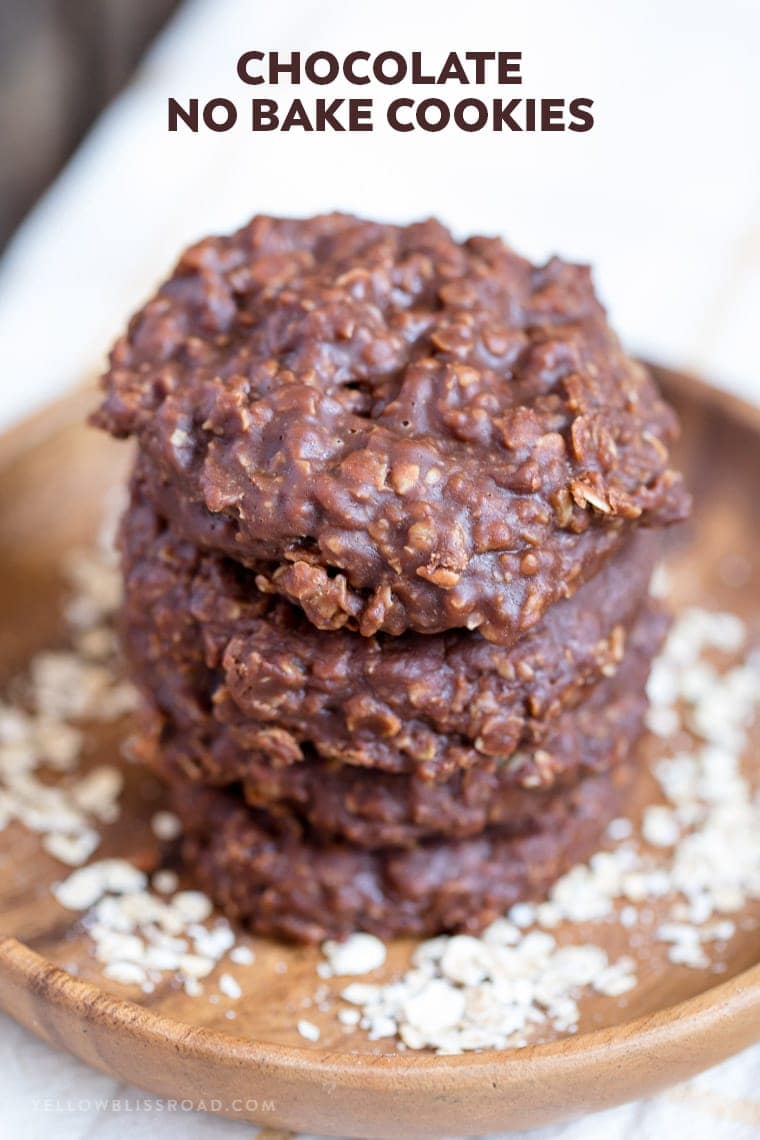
95, 214, 689, 645
98, 211, 689, 943
169, 762, 636, 942
142, 644, 656, 848
120, 483, 660, 783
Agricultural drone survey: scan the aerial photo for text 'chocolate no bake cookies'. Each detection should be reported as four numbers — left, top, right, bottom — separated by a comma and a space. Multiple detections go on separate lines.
93, 213, 690, 941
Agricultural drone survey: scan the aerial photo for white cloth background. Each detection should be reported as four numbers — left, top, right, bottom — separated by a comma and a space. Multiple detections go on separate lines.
0, 0, 758, 1136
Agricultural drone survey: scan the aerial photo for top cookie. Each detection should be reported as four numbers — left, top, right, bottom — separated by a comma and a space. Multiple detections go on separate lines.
94, 214, 689, 644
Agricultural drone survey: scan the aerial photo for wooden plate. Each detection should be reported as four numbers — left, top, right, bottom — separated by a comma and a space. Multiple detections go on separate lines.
0, 367, 758, 1138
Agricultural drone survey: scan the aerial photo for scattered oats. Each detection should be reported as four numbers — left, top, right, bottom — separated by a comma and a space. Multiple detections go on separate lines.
191, 922, 235, 959
535, 902, 562, 929
340, 983, 380, 1006
706, 920, 736, 942
171, 891, 213, 923
75, 626, 117, 662
679, 662, 718, 704
0, 519, 267, 1013
229, 945, 254, 966
321, 933, 387, 976
403, 980, 467, 1034
646, 661, 679, 709
30, 652, 137, 722
342, 929, 637, 1055
151, 811, 182, 842
620, 906, 638, 929
700, 612, 745, 654
594, 962, 637, 997
178, 953, 215, 980
43, 829, 100, 867
64, 542, 122, 619
143, 946, 183, 971
71, 766, 122, 821
153, 869, 179, 895
338, 1008, 360, 1027
297, 1019, 320, 1042
509, 902, 536, 928
219, 973, 242, 1000
713, 886, 745, 914
667, 942, 710, 969
367, 1014, 398, 1040
0, 706, 30, 744
550, 863, 616, 921
116, 891, 167, 926
103, 961, 147, 987
412, 935, 449, 966
607, 818, 633, 841
399, 1023, 427, 1050
0, 529, 135, 872
645, 705, 680, 738
658, 922, 701, 945
649, 564, 671, 599
34, 721, 83, 770
642, 805, 680, 848
94, 931, 144, 964
225, 1010, 237, 1020
63, 871, 250, 997
54, 860, 147, 910
0, 738, 121, 860
481, 919, 521, 946
440, 936, 492, 985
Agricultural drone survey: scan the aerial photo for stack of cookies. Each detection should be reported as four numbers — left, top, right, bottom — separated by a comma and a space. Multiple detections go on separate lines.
93, 215, 689, 942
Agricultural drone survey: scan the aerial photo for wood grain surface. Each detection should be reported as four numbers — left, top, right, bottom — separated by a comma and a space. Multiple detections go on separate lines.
0, 367, 757, 1138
